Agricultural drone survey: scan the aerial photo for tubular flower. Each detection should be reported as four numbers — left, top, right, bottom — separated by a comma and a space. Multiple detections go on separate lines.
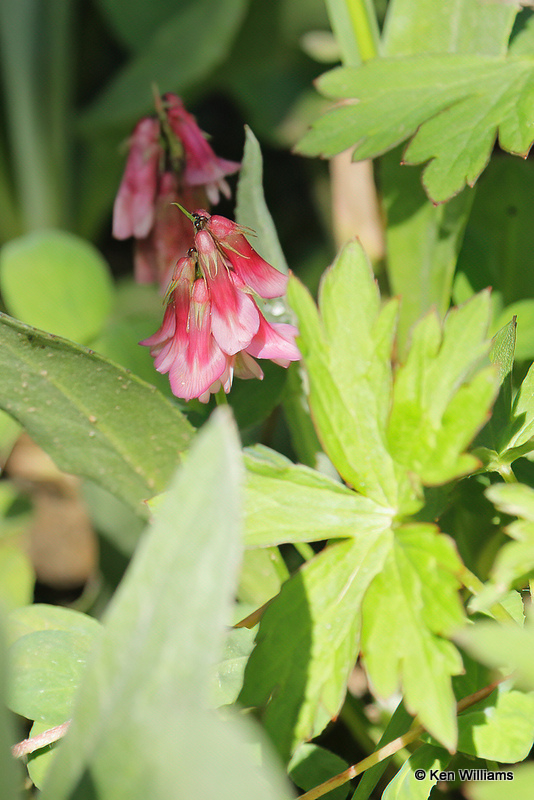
112, 93, 240, 288
140, 213, 301, 403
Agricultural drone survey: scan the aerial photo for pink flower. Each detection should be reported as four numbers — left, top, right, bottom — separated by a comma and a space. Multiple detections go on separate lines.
133, 176, 206, 287
140, 213, 301, 403
112, 118, 162, 240
112, 94, 240, 289
164, 94, 240, 204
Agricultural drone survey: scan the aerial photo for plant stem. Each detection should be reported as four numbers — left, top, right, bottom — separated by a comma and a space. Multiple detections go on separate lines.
215, 387, 228, 405
324, 0, 379, 66
298, 677, 508, 800
457, 565, 517, 623
11, 720, 71, 758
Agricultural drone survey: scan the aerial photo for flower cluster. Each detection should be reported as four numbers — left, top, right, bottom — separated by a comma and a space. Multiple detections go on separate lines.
112, 94, 240, 288
141, 211, 301, 403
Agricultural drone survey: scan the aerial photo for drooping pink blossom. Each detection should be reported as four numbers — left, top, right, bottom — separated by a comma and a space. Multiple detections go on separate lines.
196, 211, 289, 298
164, 94, 240, 204
112, 94, 240, 289
140, 212, 300, 403
133, 177, 206, 287
112, 117, 162, 240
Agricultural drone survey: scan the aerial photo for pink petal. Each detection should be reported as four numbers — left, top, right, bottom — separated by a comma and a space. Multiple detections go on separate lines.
234, 351, 264, 381
245, 317, 301, 364
195, 230, 260, 354
112, 117, 161, 240
206, 215, 287, 298
164, 95, 239, 203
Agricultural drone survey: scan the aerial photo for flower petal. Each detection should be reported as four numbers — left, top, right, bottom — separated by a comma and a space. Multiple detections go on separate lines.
112, 117, 161, 240
245, 317, 301, 364
206, 215, 288, 298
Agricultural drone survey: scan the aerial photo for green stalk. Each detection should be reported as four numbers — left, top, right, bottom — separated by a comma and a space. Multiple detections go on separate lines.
324, 0, 380, 66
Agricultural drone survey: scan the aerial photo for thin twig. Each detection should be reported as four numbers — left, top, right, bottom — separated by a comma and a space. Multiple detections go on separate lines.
11, 720, 71, 759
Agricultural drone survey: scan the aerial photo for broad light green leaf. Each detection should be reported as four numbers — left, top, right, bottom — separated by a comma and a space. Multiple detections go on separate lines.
244, 446, 393, 546
382, 744, 450, 800
387, 292, 498, 486
82, 0, 249, 129
239, 534, 391, 761
361, 524, 465, 751
287, 241, 402, 509
467, 763, 534, 800
7, 604, 102, 648
0, 230, 113, 345
456, 684, 534, 762
41, 410, 289, 800
0, 314, 193, 513
297, 54, 534, 203
7, 627, 101, 724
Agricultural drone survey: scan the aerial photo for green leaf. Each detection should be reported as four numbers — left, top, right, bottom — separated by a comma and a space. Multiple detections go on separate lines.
382, 745, 450, 800
387, 293, 498, 487
236, 126, 288, 276
378, 0, 513, 348
244, 446, 393, 547
287, 241, 401, 509
467, 763, 534, 800
297, 53, 534, 203
7, 603, 102, 648
455, 159, 534, 315
211, 626, 257, 708
0, 314, 193, 513
0, 230, 113, 344
361, 524, 465, 751
382, 0, 517, 57
495, 300, 534, 362
7, 627, 101, 724
41, 409, 288, 800
456, 684, 534, 762
237, 546, 288, 606
289, 242, 497, 515
477, 483, 534, 601
82, 0, 249, 129
0, 544, 34, 610
0, 617, 23, 799
239, 534, 390, 760
380, 151, 474, 352
503, 362, 534, 452
289, 742, 349, 800
455, 613, 534, 691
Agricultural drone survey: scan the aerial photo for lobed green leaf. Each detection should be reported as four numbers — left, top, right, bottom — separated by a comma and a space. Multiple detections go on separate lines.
297, 54, 534, 203
244, 446, 393, 546
361, 524, 465, 750
239, 534, 391, 760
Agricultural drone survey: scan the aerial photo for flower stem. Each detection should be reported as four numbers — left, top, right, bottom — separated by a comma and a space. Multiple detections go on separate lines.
215, 387, 228, 405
